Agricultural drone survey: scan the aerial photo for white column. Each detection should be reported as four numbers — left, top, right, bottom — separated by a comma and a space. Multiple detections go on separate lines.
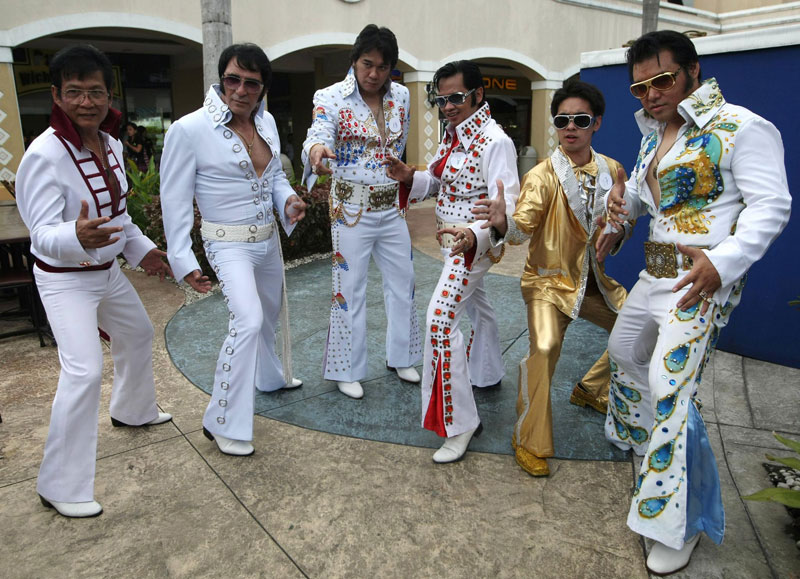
201, 0, 233, 92
404, 71, 438, 170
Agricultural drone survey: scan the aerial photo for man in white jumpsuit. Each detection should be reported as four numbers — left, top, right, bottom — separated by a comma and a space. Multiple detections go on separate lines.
161, 44, 306, 457
386, 60, 519, 463
303, 25, 422, 400
600, 30, 791, 575
16, 45, 172, 518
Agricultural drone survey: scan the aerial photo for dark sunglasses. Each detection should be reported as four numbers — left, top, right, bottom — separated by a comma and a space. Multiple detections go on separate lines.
553, 114, 595, 130
221, 74, 264, 94
434, 89, 476, 108
629, 70, 680, 99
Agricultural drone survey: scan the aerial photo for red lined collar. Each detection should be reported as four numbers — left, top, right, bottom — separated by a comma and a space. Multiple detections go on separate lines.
50, 102, 122, 149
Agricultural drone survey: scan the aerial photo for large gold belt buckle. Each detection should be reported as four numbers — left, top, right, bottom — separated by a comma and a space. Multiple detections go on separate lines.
644, 241, 678, 279
335, 180, 354, 202
368, 185, 397, 209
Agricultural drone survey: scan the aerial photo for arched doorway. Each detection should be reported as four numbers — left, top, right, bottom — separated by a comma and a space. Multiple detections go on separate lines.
269, 40, 416, 177
12, 24, 202, 163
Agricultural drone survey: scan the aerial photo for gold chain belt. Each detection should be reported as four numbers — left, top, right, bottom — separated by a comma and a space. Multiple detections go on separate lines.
644, 241, 706, 278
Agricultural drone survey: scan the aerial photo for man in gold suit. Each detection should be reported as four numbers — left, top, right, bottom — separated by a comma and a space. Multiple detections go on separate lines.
474, 80, 631, 476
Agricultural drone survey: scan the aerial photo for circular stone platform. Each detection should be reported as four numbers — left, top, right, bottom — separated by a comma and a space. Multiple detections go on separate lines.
165, 250, 628, 461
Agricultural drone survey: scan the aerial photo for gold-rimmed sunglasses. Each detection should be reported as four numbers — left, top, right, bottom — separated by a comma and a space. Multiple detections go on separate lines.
629, 70, 681, 99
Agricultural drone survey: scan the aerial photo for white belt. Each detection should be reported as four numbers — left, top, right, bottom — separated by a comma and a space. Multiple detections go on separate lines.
436, 218, 473, 249
201, 220, 274, 243
332, 178, 398, 210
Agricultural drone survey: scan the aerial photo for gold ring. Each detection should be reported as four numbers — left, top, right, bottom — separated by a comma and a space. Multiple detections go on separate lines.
698, 290, 708, 299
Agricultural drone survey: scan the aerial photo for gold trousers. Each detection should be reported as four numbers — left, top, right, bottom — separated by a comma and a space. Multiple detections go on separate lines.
515, 293, 618, 457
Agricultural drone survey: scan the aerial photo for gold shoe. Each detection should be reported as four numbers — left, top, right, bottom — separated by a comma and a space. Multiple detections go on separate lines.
515, 446, 550, 477
511, 432, 518, 452
569, 383, 608, 414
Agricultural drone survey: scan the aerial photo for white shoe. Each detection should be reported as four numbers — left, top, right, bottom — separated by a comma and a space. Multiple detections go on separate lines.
40, 495, 103, 518
284, 378, 303, 389
337, 381, 364, 399
111, 411, 172, 427
392, 366, 421, 383
432, 424, 483, 463
203, 427, 254, 456
646, 535, 700, 576
147, 412, 173, 425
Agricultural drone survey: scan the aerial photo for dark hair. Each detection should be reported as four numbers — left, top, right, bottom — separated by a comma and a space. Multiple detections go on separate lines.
218, 43, 272, 98
350, 24, 399, 69
551, 79, 605, 117
433, 60, 485, 107
50, 44, 113, 91
626, 30, 702, 82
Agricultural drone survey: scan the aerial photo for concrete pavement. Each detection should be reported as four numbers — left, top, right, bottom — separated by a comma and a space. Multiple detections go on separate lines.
1, 199, 798, 578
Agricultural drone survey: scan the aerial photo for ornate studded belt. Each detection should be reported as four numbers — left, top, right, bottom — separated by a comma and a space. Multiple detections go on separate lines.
436, 218, 473, 249
332, 178, 398, 211
644, 241, 704, 278
201, 220, 274, 243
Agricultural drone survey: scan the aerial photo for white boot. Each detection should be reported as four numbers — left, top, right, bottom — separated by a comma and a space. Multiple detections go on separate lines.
283, 378, 303, 389
646, 535, 700, 576
203, 427, 254, 456
111, 411, 172, 427
393, 366, 421, 383
432, 424, 483, 463
40, 495, 103, 518
337, 381, 364, 399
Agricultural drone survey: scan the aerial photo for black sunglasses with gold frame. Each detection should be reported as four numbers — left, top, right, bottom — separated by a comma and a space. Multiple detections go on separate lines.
629, 70, 681, 99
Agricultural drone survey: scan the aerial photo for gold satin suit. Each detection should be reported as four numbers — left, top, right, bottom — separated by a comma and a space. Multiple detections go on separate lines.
508, 150, 628, 460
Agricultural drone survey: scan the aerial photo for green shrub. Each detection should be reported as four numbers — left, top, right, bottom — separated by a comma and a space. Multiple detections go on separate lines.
278, 181, 332, 261
743, 432, 800, 509
125, 157, 159, 228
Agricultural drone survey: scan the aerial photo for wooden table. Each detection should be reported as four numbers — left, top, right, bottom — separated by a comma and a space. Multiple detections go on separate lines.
0, 200, 49, 345
0, 200, 30, 244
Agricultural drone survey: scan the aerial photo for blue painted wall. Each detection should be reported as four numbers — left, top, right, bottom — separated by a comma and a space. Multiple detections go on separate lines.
581, 44, 799, 368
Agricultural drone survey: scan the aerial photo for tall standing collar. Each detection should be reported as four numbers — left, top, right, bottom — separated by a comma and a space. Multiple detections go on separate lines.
50, 103, 122, 150
635, 78, 725, 136
449, 102, 492, 148
203, 84, 266, 128
340, 67, 394, 99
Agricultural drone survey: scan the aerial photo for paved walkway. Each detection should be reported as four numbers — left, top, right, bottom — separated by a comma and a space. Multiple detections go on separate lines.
1, 199, 798, 578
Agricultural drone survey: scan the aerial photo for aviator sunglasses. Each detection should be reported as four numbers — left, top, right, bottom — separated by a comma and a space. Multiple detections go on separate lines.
221, 74, 264, 94
629, 70, 681, 99
553, 114, 595, 130
434, 89, 476, 108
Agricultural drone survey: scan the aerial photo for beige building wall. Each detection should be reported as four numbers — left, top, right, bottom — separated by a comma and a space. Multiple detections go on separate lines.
1, 0, 798, 175
694, 0, 794, 12
0, 57, 25, 199
3, 0, 798, 77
